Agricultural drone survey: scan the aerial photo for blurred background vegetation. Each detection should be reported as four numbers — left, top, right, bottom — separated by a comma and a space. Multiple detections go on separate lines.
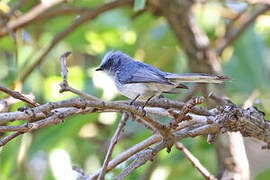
0, 0, 270, 180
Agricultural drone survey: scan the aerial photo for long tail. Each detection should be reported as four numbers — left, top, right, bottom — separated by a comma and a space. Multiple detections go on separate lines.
165, 73, 229, 83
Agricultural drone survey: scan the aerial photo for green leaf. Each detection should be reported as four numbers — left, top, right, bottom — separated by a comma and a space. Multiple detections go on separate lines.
134, 0, 146, 11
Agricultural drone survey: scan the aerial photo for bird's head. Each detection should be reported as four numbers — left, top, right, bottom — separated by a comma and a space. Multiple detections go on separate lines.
96, 51, 126, 76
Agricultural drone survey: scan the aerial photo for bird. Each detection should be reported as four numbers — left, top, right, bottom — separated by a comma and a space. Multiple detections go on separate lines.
96, 50, 228, 109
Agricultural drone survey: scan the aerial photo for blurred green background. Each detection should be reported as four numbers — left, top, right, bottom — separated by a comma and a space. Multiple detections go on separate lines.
0, 0, 270, 180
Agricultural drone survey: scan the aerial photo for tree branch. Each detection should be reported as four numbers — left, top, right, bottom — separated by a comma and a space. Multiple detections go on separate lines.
59, 51, 101, 102
216, 4, 270, 55
0, 131, 23, 146
98, 113, 129, 180
89, 135, 162, 179
0, 107, 95, 146
0, 85, 39, 107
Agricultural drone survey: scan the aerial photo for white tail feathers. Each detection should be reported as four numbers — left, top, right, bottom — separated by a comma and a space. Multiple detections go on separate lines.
166, 73, 229, 83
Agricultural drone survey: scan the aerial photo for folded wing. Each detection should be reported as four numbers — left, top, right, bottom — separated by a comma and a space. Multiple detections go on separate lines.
117, 62, 172, 85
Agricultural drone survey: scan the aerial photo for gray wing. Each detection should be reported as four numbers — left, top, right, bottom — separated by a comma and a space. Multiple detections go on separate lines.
117, 62, 172, 85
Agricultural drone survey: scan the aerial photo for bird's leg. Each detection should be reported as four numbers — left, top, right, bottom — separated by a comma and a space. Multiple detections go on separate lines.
142, 95, 154, 109
130, 94, 140, 105
141, 95, 154, 116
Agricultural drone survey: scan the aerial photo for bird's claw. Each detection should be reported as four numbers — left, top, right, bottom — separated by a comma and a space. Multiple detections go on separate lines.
141, 107, 146, 117
131, 103, 140, 110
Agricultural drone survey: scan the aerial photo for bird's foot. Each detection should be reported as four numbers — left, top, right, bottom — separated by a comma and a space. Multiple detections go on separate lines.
129, 102, 140, 110
130, 94, 140, 105
141, 106, 147, 117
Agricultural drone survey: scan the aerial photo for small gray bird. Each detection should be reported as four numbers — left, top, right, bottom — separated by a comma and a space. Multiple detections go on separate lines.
96, 51, 228, 107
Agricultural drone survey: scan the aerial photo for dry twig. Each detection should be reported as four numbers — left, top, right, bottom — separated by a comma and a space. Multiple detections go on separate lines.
0, 131, 24, 146
216, 4, 270, 55
98, 113, 129, 180
59, 51, 100, 102
169, 97, 204, 129
0, 85, 39, 107
89, 135, 161, 179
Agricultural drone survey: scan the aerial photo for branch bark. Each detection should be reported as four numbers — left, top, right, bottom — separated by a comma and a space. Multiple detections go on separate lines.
216, 4, 270, 55
98, 113, 129, 180
0, 85, 39, 107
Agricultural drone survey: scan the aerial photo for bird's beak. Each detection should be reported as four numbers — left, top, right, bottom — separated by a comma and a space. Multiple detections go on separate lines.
96, 67, 103, 71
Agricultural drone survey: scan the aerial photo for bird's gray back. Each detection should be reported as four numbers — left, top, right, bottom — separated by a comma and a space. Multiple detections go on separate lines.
116, 60, 171, 85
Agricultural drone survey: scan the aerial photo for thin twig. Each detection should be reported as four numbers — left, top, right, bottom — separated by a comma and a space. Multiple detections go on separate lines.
169, 97, 204, 129
90, 134, 161, 179
217, 4, 270, 55
208, 92, 227, 106
0, 131, 23, 146
175, 142, 217, 180
59, 51, 101, 102
224, 6, 248, 37
0, 85, 39, 107
242, 89, 259, 109
98, 113, 129, 180
59, 51, 71, 88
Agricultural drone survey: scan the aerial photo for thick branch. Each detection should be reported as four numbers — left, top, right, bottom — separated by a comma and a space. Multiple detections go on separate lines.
0, 107, 95, 146
0, 97, 269, 144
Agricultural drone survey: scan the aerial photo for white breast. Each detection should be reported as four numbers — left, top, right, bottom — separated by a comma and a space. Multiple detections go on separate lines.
115, 82, 176, 101
107, 72, 176, 100
116, 83, 152, 100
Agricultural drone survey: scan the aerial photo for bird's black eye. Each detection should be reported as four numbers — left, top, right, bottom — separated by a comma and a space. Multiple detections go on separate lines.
104, 58, 113, 69
115, 58, 121, 68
